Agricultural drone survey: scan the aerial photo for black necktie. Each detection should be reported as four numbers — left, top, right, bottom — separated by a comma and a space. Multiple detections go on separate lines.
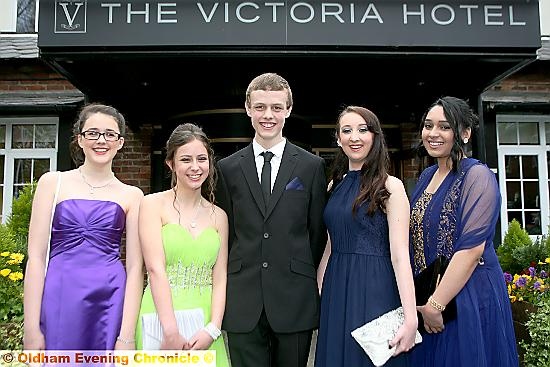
261, 151, 274, 207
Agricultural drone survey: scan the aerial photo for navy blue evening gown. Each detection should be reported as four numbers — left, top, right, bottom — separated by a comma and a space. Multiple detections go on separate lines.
315, 170, 408, 367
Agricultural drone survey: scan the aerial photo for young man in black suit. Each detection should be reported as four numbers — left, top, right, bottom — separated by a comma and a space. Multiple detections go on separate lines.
216, 73, 327, 367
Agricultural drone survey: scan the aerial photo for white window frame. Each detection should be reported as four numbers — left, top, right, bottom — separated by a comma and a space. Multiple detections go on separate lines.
497, 114, 550, 240
0, 116, 58, 223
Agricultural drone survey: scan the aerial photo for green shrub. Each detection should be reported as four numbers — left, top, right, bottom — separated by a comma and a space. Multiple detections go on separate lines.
6, 182, 36, 255
512, 235, 550, 273
0, 314, 23, 350
520, 301, 550, 367
498, 219, 533, 274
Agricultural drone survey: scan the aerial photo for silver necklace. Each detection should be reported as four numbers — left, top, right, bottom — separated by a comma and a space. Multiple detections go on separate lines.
177, 196, 202, 228
79, 167, 115, 195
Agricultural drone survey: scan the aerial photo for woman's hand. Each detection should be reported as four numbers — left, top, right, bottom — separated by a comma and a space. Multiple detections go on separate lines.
417, 304, 444, 333
188, 329, 215, 351
389, 319, 418, 356
161, 332, 187, 350
24, 329, 45, 350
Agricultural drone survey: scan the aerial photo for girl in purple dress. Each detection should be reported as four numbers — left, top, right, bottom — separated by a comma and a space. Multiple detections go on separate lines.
410, 97, 517, 366
24, 104, 144, 350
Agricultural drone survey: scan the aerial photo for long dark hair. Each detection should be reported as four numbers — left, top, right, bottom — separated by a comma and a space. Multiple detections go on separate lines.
330, 106, 390, 216
70, 103, 126, 165
417, 96, 479, 172
165, 123, 217, 204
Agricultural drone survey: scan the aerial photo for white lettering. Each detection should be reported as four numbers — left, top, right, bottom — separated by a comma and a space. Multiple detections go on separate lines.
459, 5, 478, 26
225, 2, 229, 22
403, 4, 424, 25
127, 3, 149, 23
360, 4, 382, 24
290, 3, 314, 24
59, 2, 83, 27
265, 2, 284, 22
350, 3, 354, 23
431, 4, 454, 26
509, 5, 526, 26
196, 2, 219, 23
322, 3, 344, 23
484, 5, 503, 26
236, 2, 259, 23
158, 3, 176, 23
101, 3, 121, 24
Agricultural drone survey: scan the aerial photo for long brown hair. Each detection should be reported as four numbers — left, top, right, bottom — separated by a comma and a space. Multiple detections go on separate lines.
330, 106, 390, 216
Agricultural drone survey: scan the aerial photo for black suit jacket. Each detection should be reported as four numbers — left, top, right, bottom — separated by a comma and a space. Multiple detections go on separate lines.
216, 142, 327, 333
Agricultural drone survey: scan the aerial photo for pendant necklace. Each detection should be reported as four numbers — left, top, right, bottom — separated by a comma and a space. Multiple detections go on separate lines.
177, 196, 202, 229
79, 167, 115, 195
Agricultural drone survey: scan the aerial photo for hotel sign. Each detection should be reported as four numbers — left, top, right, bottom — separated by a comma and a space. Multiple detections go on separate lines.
39, 1, 541, 48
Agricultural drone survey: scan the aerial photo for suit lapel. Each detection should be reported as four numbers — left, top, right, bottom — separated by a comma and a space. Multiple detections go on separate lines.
266, 143, 298, 218
239, 144, 267, 215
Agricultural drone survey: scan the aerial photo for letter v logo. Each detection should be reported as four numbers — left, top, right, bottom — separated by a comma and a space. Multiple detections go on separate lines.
55, 0, 87, 33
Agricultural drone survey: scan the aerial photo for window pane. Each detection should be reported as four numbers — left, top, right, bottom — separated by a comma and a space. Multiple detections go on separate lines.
0, 186, 3, 221
505, 155, 520, 179
523, 182, 540, 209
35, 124, 56, 148
521, 155, 538, 179
546, 122, 550, 145
518, 122, 539, 145
14, 159, 31, 184
0, 125, 5, 149
525, 211, 542, 235
12, 124, 34, 148
507, 211, 523, 228
33, 159, 50, 180
506, 181, 522, 209
498, 122, 517, 144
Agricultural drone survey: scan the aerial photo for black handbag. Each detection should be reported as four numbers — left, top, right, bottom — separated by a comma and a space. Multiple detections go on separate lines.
414, 255, 457, 333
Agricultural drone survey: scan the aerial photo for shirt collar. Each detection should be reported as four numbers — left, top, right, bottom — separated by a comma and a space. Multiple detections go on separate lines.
252, 138, 286, 159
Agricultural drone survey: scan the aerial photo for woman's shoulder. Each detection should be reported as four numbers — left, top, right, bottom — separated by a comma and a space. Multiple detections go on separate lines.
385, 175, 405, 193
118, 181, 144, 197
210, 202, 228, 221
461, 158, 493, 179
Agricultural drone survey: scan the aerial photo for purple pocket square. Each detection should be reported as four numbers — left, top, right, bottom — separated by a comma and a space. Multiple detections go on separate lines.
285, 177, 305, 191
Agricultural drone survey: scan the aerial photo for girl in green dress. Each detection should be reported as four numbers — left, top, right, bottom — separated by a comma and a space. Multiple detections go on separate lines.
136, 123, 229, 366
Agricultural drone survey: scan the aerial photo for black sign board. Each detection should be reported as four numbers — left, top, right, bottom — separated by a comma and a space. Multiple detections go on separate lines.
39, 0, 541, 48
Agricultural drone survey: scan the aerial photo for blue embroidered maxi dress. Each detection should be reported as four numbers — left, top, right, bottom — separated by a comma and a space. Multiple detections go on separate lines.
410, 158, 518, 367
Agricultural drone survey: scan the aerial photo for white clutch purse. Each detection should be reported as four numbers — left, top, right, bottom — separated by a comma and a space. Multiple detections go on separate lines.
142, 308, 205, 350
351, 307, 422, 367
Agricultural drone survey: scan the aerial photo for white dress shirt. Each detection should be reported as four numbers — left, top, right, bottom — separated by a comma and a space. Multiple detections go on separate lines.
252, 138, 286, 194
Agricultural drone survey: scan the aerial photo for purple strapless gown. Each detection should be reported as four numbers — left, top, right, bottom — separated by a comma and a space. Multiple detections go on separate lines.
40, 199, 126, 350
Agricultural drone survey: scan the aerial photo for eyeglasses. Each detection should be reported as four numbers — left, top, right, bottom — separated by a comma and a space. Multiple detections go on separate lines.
80, 130, 122, 141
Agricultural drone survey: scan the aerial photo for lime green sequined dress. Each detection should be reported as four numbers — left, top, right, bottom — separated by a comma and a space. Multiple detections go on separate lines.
136, 224, 229, 367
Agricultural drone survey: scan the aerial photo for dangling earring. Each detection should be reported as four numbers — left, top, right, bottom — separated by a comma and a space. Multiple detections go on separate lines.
463, 138, 469, 144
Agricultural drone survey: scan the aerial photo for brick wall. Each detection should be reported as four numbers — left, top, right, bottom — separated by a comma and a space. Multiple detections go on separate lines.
0, 61, 75, 91
490, 63, 550, 93
400, 122, 421, 182
113, 125, 153, 194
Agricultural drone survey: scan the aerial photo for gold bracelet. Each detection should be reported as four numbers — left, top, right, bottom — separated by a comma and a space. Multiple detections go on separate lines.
116, 336, 135, 344
428, 296, 446, 312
